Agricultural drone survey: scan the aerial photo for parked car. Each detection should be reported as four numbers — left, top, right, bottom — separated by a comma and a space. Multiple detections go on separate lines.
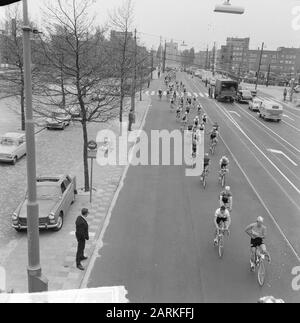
249, 98, 263, 112
0, 133, 26, 165
237, 90, 253, 103
46, 111, 71, 130
12, 175, 77, 232
258, 100, 283, 122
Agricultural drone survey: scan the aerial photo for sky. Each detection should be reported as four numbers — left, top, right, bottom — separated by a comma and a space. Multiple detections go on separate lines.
0, 0, 299, 51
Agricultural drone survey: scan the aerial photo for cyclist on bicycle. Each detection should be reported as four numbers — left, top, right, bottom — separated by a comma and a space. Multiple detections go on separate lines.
220, 186, 233, 211
197, 104, 202, 116
192, 134, 198, 160
194, 116, 200, 128
214, 205, 231, 246
202, 114, 207, 124
245, 217, 271, 271
158, 89, 163, 99
209, 126, 219, 146
220, 156, 229, 171
201, 153, 210, 181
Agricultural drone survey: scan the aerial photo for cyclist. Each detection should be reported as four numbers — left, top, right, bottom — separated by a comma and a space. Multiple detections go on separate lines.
176, 106, 182, 121
192, 97, 197, 109
220, 186, 233, 211
192, 133, 198, 166
158, 89, 163, 99
209, 126, 219, 146
202, 114, 207, 124
194, 116, 200, 128
245, 217, 271, 271
219, 156, 229, 181
214, 205, 231, 246
197, 104, 202, 116
201, 153, 210, 182
170, 99, 176, 111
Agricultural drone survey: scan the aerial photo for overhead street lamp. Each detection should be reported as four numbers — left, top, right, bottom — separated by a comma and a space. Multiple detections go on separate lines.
214, 0, 245, 15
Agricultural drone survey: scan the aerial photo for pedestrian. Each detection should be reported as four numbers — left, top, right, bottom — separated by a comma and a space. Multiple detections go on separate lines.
283, 88, 287, 101
128, 110, 135, 132
76, 208, 90, 271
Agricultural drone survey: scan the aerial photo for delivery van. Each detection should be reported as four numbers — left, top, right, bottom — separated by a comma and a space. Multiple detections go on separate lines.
258, 100, 283, 122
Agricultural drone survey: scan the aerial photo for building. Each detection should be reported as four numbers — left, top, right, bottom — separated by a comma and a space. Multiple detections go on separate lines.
194, 51, 207, 68
110, 30, 133, 43
276, 47, 300, 79
165, 40, 179, 68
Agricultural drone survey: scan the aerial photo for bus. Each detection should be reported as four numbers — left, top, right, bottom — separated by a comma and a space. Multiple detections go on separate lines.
214, 79, 238, 102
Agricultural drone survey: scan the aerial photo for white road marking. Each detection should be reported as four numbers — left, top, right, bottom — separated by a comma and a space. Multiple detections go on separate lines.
205, 93, 209, 97
282, 120, 300, 132
267, 149, 298, 167
229, 111, 241, 117
216, 102, 300, 195
145, 91, 149, 96
163, 91, 167, 96
151, 91, 155, 96
193, 93, 198, 98
199, 93, 204, 98
234, 102, 300, 156
187, 92, 192, 97
283, 114, 295, 121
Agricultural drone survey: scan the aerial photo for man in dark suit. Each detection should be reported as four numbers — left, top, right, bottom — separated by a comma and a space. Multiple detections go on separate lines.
76, 208, 89, 271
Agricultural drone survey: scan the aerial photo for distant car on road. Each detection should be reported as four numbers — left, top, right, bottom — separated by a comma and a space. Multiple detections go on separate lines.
249, 98, 263, 112
46, 111, 71, 130
0, 133, 26, 165
12, 175, 77, 232
237, 90, 253, 103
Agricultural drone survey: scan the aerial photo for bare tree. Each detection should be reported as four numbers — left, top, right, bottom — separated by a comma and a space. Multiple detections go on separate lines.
0, 6, 39, 131
35, 0, 119, 192
108, 0, 135, 131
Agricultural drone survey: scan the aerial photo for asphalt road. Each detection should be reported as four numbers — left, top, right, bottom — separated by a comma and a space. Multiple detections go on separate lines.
86, 72, 300, 303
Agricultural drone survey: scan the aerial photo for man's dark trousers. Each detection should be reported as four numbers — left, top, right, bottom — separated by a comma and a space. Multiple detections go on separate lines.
76, 238, 86, 266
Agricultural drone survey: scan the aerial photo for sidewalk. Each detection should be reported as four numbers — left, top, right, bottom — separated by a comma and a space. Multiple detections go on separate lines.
242, 82, 300, 108
2, 87, 154, 294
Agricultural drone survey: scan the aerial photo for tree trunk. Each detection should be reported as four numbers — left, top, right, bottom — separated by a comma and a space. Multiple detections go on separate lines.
81, 119, 90, 192
20, 86, 25, 131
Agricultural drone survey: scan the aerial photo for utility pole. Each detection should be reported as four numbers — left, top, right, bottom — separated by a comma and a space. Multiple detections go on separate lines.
163, 40, 167, 73
255, 42, 264, 90
150, 50, 154, 80
205, 46, 209, 70
212, 42, 216, 76
266, 63, 271, 87
22, 0, 48, 293
131, 28, 138, 114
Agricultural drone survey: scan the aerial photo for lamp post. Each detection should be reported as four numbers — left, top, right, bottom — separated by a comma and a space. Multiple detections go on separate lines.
22, 0, 48, 293
255, 42, 264, 90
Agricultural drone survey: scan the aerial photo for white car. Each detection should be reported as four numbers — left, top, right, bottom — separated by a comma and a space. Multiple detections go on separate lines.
249, 98, 263, 112
46, 111, 71, 130
0, 133, 26, 165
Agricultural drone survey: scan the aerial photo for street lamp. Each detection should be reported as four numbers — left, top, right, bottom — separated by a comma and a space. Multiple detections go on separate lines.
214, 0, 245, 14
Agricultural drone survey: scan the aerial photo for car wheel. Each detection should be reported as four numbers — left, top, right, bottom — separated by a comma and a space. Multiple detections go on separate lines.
12, 157, 17, 165
15, 228, 22, 233
53, 213, 64, 232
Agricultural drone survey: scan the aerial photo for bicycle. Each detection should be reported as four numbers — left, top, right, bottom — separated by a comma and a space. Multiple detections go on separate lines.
209, 138, 218, 155
215, 223, 230, 258
252, 245, 268, 287
219, 168, 228, 187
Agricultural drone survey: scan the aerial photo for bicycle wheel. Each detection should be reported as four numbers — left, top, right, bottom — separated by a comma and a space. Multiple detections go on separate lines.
257, 259, 266, 286
202, 176, 207, 189
218, 235, 224, 258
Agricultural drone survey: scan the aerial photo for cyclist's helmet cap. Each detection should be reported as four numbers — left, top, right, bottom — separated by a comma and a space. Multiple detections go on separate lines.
205, 153, 209, 157
257, 216, 264, 223
220, 206, 226, 211
225, 186, 231, 191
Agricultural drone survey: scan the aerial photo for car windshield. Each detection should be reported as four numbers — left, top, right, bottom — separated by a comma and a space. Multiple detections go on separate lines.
243, 91, 252, 96
0, 138, 16, 146
35, 185, 61, 200
53, 113, 67, 119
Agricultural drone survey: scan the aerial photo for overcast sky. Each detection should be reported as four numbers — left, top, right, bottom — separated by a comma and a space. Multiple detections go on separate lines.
0, 0, 299, 51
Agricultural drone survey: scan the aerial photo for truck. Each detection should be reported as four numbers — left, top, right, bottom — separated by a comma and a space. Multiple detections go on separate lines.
214, 79, 238, 102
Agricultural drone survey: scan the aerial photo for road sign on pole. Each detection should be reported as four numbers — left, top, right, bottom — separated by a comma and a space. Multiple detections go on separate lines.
88, 140, 98, 203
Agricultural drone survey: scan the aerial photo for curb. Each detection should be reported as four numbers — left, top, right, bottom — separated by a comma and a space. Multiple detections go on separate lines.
64, 96, 152, 290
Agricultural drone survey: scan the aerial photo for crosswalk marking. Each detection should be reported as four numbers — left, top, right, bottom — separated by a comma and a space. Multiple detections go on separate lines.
199, 93, 204, 98
193, 93, 198, 98
144, 90, 209, 99
151, 91, 155, 96
205, 93, 209, 97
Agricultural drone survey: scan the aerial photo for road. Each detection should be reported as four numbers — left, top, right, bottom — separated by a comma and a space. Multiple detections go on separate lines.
87, 72, 300, 303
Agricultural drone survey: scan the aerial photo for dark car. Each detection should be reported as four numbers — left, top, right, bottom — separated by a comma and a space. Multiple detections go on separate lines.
237, 90, 253, 103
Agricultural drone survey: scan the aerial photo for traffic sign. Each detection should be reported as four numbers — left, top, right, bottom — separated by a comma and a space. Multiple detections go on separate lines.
87, 140, 98, 151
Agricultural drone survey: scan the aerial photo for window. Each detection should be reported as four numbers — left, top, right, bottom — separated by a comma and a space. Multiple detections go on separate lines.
61, 182, 67, 194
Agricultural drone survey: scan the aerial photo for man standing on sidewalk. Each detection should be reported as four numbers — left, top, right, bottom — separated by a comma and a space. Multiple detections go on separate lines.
283, 87, 287, 101
128, 110, 135, 132
76, 208, 89, 271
